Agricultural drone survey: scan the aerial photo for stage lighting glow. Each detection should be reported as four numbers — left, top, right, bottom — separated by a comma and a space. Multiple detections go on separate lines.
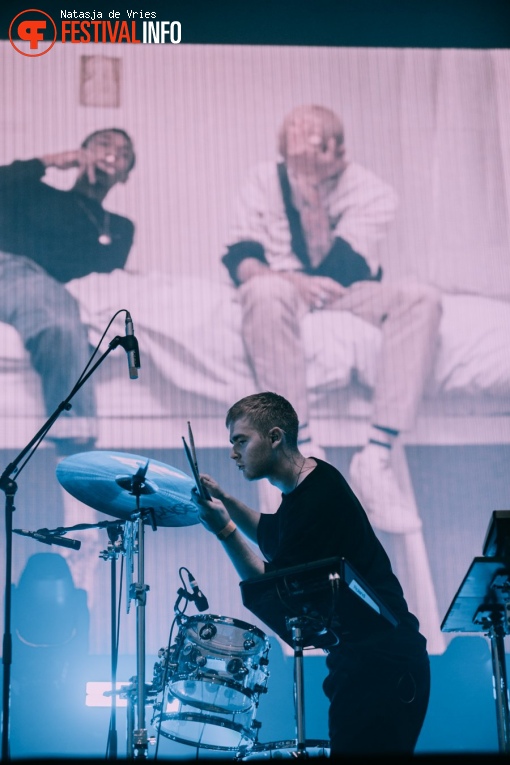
85, 682, 182, 713
85, 681, 131, 707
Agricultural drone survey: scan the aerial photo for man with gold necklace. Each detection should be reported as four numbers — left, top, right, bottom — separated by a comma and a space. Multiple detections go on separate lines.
194, 391, 430, 757
0, 128, 135, 454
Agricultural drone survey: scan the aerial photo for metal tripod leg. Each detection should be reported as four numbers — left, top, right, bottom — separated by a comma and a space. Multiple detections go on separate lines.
132, 515, 149, 759
488, 623, 510, 753
288, 618, 308, 758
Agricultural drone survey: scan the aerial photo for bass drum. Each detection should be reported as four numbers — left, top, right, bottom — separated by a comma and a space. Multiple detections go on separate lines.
239, 739, 330, 759
167, 614, 270, 714
153, 700, 258, 752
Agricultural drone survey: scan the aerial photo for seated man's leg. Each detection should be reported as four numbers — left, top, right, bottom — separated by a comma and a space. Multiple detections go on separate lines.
26, 325, 96, 439
329, 279, 442, 532
0, 253, 97, 452
239, 273, 325, 513
239, 272, 326, 458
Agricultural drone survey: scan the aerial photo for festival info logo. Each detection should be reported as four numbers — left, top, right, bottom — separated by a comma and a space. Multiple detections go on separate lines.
9, 9, 57, 56
9, 9, 182, 52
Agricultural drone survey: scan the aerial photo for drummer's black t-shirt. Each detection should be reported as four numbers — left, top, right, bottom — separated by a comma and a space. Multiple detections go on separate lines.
256, 459, 426, 660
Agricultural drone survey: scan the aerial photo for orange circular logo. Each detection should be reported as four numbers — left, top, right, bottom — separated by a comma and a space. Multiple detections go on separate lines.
9, 9, 57, 57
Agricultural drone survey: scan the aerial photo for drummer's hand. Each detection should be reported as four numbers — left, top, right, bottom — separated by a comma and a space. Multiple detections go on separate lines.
199, 473, 227, 501
191, 488, 231, 535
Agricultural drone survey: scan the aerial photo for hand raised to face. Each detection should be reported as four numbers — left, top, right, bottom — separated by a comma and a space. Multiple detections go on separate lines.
284, 113, 346, 185
41, 130, 134, 189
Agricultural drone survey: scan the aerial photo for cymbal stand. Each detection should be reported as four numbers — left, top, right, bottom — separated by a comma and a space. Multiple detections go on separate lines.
126, 681, 136, 758
124, 464, 156, 760
99, 522, 127, 760
132, 511, 148, 759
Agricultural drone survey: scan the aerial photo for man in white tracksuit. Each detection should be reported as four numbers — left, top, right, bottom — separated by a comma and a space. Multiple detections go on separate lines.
221, 104, 442, 534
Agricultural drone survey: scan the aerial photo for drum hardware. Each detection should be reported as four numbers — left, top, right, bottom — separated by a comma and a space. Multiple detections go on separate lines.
120, 467, 150, 759
287, 617, 308, 758
151, 612, 271, 753
151, 568, 217, 758
235, 739, 330, 760
99, 520, 130, 759
166, 614, 271, 714
56, 450, 201, 759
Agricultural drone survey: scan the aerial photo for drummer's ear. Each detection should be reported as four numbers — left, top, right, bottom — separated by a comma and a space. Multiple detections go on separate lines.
268, 428, 283, 447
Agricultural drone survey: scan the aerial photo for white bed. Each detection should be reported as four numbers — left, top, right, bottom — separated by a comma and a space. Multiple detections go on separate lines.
2, 270, 509, 451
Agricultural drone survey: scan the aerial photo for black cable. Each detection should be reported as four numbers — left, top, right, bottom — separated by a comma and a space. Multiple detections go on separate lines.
14, 308, 131, 479
153, 567, 193, 761
73, 308, 130, 389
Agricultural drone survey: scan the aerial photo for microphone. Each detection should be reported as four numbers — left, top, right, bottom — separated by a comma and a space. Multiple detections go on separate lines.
187, 571, 209, 613
13, 528, 81, 551
125, 312, 141, 380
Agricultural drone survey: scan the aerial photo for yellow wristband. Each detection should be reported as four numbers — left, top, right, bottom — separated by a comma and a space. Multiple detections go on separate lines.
216, 520, 237, 541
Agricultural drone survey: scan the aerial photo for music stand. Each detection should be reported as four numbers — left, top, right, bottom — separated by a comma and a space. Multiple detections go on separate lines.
483, 510, 510, 559
240, 557, 398, 757
442, 556, 510, 752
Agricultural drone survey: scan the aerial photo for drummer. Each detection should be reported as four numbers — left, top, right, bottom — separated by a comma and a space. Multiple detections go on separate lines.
193, 391, 430, 757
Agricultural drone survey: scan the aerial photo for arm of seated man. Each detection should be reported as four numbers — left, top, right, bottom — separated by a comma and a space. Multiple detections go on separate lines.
279, 271, 346, 309
236, 256, 346, 311
235, 257, 271, 284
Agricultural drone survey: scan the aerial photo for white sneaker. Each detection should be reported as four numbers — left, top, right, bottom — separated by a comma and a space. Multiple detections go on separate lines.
349, 446, 422, 534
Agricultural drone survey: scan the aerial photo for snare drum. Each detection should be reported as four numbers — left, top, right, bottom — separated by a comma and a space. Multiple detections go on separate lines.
153, 700, 258, 751
238, 739, 330, 759
167, 614, 270, 714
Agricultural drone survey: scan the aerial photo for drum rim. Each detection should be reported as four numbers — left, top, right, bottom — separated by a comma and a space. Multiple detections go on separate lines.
182, 613, 269, 643
153, 710, 256, 751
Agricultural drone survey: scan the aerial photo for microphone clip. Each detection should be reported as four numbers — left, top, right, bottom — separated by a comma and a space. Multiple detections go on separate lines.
13, 527, 81, 551
110, 334, 137, 354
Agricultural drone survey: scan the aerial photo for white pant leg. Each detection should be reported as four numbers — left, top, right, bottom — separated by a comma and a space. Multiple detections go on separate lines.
240, 274, 442, 432
239, 273, 310, 424
329, 280, 442, 431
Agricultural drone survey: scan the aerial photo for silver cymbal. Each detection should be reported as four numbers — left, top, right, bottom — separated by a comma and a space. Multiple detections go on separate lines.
56, 450, 200, 528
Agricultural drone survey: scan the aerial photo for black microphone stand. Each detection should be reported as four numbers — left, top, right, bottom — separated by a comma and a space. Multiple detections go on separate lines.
0, 332, 131, 761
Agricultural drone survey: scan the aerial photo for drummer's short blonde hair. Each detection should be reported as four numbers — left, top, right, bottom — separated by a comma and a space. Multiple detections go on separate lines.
226, 392, 299, 448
